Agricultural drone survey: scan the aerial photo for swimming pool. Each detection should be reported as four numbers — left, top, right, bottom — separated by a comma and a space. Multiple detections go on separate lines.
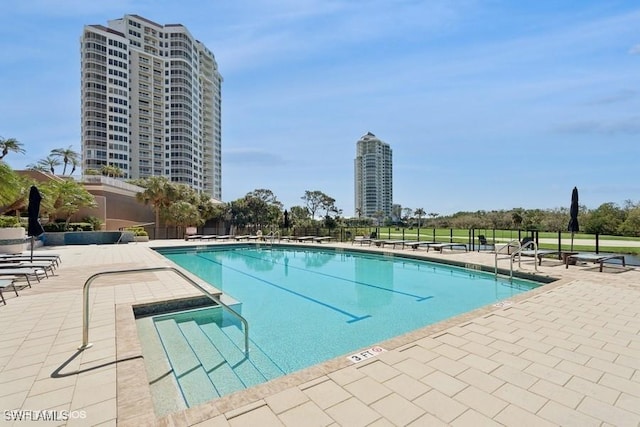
146, 245, 541, 410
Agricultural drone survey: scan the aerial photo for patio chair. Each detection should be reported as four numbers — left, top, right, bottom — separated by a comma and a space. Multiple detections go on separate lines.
0, 279, 19, 305
477, 235, 495, 252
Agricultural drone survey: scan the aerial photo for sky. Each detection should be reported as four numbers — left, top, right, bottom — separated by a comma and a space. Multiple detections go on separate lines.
0, 1, 639, 216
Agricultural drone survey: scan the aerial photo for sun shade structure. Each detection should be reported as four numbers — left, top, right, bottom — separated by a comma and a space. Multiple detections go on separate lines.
27, 185, 44, 262
568, 186, 579, 251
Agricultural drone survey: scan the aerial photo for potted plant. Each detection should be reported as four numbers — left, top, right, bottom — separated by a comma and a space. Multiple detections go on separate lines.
0, 215, 26, 254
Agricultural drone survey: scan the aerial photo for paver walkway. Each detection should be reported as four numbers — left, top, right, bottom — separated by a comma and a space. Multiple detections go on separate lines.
0, 241, 638, 426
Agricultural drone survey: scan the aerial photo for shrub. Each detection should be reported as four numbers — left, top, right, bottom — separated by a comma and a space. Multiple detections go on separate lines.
83, 216, 103, 231
42, 222, 94, 232
125, 226, 148, 236
69, 222, 94, 231
0, 215, 21, 228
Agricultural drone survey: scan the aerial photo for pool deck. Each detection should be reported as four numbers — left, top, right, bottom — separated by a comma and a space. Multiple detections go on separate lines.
0, 240, 638, 426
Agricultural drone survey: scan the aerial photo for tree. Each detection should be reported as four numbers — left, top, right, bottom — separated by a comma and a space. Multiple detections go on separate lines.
584, 202, 625, 235
511, 209, 524, 228
51, 146, 80, 176
37, 156, 61, 174
301, 190, 340, 221
402, 208, 413, 225
0, 162, 21, 207
618, 207, 640, 237
289, 205, 311, 228
319, 194, 339, 218
136, 176, 175, 238
302, 190, 326, 220
246, 189, 283, 209
0, 137, 25, 160
166, 201, 203, 237
100, 164, 123, 178
44, 179, 97, 228
26, 162, 49, 173
414, 208, 425, 228
373, 210, 384, 226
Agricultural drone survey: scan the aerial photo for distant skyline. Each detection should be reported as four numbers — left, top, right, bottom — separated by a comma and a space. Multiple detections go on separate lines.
1, 1, 639, 216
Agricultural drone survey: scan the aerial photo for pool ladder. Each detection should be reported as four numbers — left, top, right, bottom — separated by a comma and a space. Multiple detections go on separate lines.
78, 266, 250, 355
494, 239, 539, 279
265, 230, 280, 246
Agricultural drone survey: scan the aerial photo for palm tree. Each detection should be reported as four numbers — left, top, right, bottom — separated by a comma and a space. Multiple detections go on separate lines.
51, 146, 80, 176
0, 162, 21, 207
100, 164, 123, 178
38, 156, 61, 174
26, 162, 49, 173
167, 201, 203, 238
136, 176, 174, 239
0, 137, 25, 160
414, 208, 425, 228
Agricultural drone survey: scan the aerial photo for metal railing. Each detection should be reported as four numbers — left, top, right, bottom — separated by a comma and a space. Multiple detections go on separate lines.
510, 240, 539, 274
494, 239, 540, 279
265, 230, 280, 245
494, 239, 520, 279
79, 266, 250, 355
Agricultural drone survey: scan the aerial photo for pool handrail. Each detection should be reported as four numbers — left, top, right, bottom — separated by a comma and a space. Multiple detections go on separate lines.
510, 240, 539, 274
494, 239, 521, 278
79, 266, 250, 355
265, 230, 280, 244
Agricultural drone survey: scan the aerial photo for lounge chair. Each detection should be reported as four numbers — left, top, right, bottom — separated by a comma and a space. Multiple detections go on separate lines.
0, 254, 61, 267
234, 235, 251, 241
185, 234, 203, 241
352, 236, 373, 245
0, 269, 39, 287
0, 260, 56, 277
373, 240, 408, 249
565, 253, 626, 272
313, 236, 333, 243
518, 249, 562, 265
0, 279, 20, 305
215, 235, 232, 241
409, 241, 438, 250
477, 235, 495, 252
200, 235, 217, 240
426, 243, 468, 252
295, 236, 315, 242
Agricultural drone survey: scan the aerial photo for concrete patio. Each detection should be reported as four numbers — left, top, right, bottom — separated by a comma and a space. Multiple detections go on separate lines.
0, 241, 638, 426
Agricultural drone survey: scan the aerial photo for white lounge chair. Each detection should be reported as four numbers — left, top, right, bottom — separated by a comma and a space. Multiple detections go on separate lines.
0, 279, 20, 305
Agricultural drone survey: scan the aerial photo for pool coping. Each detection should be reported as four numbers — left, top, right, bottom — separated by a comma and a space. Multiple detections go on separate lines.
115, 243, 570, 425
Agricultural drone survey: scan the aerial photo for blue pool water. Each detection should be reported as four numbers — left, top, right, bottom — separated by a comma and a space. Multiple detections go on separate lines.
151, 245, 541, 406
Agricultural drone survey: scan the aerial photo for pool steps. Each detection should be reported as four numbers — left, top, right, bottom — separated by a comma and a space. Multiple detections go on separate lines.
147, 306, 284, 410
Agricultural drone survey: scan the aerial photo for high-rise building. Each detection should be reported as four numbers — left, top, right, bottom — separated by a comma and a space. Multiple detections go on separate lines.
354, 132, 393, 220
80, 14, 223, 199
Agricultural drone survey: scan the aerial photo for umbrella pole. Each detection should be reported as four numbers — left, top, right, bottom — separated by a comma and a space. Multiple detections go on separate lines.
30, 236, 34, 262
570, 232, 574, 252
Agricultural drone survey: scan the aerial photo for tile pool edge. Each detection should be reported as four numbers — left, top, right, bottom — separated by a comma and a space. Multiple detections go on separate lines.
112, 249, 572, 424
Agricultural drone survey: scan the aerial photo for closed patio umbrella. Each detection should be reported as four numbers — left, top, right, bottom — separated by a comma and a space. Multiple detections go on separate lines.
27, 185, 44, 262
568, 186, 579, 251
283, 209, 290, 229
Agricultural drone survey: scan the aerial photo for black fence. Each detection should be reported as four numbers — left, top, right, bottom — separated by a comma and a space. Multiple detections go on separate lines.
143, 225, 640, 266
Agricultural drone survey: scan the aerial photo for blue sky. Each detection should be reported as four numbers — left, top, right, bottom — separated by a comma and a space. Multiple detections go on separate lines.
1, 1, 639, 216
